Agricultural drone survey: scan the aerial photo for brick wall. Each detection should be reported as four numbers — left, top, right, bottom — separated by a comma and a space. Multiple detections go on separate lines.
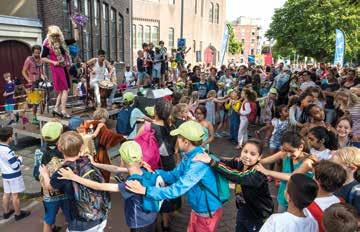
37, 0, 131, 69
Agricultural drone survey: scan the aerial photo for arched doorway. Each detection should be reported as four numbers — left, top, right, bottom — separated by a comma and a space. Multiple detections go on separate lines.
0, 40, 31, 106
204, 46, 217, 66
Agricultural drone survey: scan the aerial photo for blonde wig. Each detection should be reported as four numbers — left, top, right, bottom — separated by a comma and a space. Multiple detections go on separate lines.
46, 25, 68, 53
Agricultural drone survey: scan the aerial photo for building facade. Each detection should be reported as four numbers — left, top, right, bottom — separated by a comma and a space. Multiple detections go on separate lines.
38, 0, 131, 65
132, 0, 226, 66
231, 16, 262, 64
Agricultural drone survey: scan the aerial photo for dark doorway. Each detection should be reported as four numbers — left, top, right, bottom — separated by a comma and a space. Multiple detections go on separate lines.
0, 40, 31, 106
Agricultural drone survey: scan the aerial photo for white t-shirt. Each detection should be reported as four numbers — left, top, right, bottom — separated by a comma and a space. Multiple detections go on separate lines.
300, 81, 316, 91
310, 148, 332, 160
304, 195, 341, 229
124, 71, 134, 84
260, 212, 318, 232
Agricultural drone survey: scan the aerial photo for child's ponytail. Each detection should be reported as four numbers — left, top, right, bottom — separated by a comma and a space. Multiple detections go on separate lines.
309, 126, 338, 150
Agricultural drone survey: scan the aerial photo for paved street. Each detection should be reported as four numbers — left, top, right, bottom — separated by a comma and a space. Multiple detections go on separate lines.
0, 131, 275, 232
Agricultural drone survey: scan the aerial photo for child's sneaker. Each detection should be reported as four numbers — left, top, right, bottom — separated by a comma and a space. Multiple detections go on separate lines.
3, 209, 15, 219
14, 210, 31, 221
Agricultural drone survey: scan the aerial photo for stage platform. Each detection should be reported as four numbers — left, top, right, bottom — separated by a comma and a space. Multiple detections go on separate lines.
12, 106, 120, 146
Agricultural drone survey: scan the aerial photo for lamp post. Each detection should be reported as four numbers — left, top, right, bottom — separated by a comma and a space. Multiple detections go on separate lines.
180, 0, 184, 38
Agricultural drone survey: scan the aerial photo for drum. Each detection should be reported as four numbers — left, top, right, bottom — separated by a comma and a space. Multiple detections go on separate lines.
99, 80, 115, 107
26, 89, 44, 105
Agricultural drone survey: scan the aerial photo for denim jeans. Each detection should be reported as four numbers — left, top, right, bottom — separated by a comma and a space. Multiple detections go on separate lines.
235, 208, 263, 232
229, 111, 240, 141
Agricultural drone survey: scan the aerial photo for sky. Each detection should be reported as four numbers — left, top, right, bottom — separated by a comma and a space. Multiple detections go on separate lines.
226, 0, 286, 31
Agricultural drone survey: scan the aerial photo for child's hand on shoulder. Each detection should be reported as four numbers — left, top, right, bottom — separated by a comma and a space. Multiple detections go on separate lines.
193, 153, 211, 164
254, 163, 269, 175
58, 167, 76, 180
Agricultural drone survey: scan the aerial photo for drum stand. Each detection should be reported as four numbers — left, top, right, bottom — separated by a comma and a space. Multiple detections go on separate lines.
40, 78, 52, 114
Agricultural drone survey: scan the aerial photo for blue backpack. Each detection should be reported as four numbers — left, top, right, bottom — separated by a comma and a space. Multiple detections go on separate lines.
128, 169, 165, 212
116, 106, 135, 135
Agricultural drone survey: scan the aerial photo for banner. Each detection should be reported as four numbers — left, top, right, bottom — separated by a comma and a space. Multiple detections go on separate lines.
334, 29, 345, 67
220, 25, 230, 65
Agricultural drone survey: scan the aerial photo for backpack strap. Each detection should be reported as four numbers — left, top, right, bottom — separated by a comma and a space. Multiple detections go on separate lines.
198, 180, 222, 218
348, 184, 360, 204
307, 201, 324, 232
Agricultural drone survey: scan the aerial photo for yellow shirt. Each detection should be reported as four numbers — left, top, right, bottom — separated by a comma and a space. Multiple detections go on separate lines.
225, 100, 241, 112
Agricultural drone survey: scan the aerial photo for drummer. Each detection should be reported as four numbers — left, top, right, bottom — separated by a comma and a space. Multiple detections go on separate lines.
86, 50, 113, 107
22, 45, 44, 124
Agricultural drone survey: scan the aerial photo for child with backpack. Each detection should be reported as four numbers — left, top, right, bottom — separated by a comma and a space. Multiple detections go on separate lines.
193, 139, 273, 232
56, 141, 164, 232
304, 160, 347, 232
332, 147, 360, 215
259, 174, 318, 232
39, 131, 110, 232
0, 127, 30, 221
117, 92, 150, 139
34, 121, 70, 232
236, 89, 257, 149
125, 120, 224, 232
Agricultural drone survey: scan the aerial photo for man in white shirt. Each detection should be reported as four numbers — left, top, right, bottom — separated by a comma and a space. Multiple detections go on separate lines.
300, 70, 316, 92
124, 65, 135, 86
260, 174, 318, 232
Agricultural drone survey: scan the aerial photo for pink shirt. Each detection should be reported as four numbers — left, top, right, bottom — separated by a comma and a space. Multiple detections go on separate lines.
23, 56, 43, 84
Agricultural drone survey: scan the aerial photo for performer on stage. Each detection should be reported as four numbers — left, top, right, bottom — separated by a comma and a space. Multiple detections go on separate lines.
86, 50, 113, 107
41, 25, 79, 118
22, 45, 44, 124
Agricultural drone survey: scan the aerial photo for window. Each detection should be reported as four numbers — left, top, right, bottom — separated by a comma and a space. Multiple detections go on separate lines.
251, 30, 255, 36
168, 27, 175, 48
152, 26, 159, 45
241, 38, 245, 44
132, 24, 137, 49
103, 3, 110, 59
209, 2, 213, 22
63, 0, 72, 38
250, 48, 254, 55
241, 28, 245, 36
82, 0, 92, 60
93, 0, 101, 55
144, 25, 151, 43
137, 25, 144, 50
241, 49, 244, 55
215, 3, 219, 24
168, 0, 175, 4
193, 40, 196, 53
110, 8, 117, 61
118, 14, 124, 62
195, 0, 197, 14
199, 41, 203, 53
74, 0, 80, 10
201, 0, 204, 17
251, 39, 255, 45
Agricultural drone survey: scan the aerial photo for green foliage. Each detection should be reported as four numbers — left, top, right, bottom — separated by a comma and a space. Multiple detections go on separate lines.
267, 0, 360, 62
227, 23, 242, 55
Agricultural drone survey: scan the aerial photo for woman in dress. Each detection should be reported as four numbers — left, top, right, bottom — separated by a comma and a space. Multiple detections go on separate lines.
41, 25, 75, 118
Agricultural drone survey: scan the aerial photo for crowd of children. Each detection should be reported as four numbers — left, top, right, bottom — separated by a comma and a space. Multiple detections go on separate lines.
1, 44, 360, 232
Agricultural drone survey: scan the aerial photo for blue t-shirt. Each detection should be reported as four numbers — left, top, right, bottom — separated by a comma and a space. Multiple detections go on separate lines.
118, 173, 158, 229
4, 82, 15, 104
195, 81, 208, 99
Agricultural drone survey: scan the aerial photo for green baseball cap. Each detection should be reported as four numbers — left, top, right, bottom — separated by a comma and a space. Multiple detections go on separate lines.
123, 92, 135, 103
41, 121, 63, 141
145, 106, 155, 117
226, 88, 234, 95
170, 120, 204, 142
269, 87, 278, 95
119, 141, 142, 163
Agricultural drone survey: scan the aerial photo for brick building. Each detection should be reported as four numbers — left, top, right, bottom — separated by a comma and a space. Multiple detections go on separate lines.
231, 16, 262, 64
37, 0, 131, 64
0, 0, 132, 97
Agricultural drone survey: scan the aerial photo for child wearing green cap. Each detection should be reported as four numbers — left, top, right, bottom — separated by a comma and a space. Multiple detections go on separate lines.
126, 120, 223, 232
34, 121, 70, 232
56, 141, 164, 231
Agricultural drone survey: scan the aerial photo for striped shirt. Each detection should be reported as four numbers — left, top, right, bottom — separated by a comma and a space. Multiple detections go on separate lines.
0, 144, 22, 179
349, 103, 360, 137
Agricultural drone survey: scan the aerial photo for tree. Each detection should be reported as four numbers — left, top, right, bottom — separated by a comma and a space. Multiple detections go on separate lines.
227, 23, 242, 55
267, 0, 360, 62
